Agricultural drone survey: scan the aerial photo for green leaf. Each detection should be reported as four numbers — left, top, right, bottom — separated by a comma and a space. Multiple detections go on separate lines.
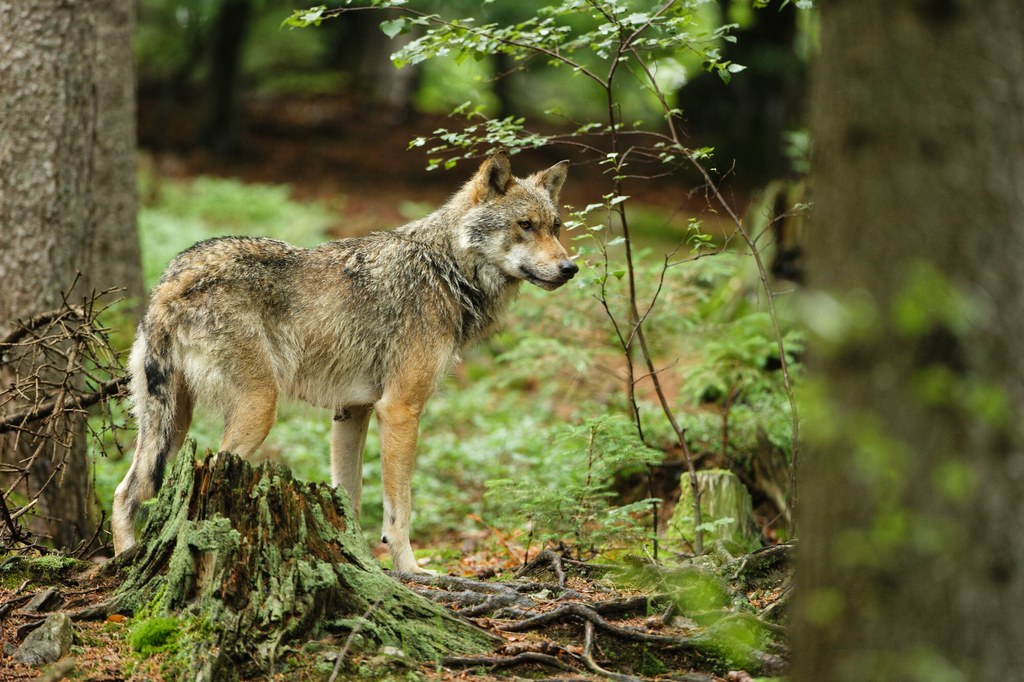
281, 5, 326, 29
380, 18, 406, 38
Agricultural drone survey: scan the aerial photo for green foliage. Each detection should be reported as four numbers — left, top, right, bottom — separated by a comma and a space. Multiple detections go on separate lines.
285, 0, 742, 169
681, 306, 802, 461
618, 561, 777, 670
486, 413, 662, 559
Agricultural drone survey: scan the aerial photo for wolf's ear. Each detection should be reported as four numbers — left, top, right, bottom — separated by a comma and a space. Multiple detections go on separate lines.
532, 160, 570, 203
471, 151, 513, 202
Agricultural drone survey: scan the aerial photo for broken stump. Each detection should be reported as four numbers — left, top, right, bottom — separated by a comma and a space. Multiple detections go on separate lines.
104, 441, 495, 678
672, 469, 761, 553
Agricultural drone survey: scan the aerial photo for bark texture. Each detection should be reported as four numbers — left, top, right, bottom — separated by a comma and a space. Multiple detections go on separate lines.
795, 3, 1024, 680
0, 1, 99, 548
106, 445, 495, 678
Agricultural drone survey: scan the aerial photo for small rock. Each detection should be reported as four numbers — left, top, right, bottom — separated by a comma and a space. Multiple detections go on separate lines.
13, 613, 73, 667
377, 645, 406, 660
369, 645, 413, 671
22, 588, 63, 615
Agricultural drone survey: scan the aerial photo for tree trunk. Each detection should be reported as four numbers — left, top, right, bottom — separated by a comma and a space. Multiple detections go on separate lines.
105, 445, 496, 678
0, 1, 99, 549
202, 0, 252, 155
794, 3, 1024, 681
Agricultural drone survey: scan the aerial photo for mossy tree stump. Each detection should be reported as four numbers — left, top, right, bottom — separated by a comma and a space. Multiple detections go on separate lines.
671, 469, 761, 553
105, 441, 495, 679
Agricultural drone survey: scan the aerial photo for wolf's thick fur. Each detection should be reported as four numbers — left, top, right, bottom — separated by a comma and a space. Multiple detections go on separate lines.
111, 153, 576, 572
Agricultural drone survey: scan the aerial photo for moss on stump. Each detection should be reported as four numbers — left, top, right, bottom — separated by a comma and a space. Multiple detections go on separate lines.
106, 442, 495, 678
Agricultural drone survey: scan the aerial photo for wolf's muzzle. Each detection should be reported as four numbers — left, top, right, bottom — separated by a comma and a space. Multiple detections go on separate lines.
558, 259, 579, 280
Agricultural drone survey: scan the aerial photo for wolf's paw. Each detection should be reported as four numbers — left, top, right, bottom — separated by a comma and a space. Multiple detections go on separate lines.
411, 564, 439, 577
393, 562, 438, 577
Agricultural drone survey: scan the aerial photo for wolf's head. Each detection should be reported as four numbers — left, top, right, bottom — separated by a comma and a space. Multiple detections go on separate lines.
456, 152, 578, 291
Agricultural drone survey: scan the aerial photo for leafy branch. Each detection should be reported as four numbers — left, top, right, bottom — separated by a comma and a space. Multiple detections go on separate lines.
287, 0, 805, 551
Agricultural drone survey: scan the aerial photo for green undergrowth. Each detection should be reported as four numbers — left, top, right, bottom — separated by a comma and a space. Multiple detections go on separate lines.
613, 554, 786, 674
136, 158, 339, 286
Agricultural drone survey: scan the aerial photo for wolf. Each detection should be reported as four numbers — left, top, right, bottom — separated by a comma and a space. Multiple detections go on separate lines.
111, 152, 577, 573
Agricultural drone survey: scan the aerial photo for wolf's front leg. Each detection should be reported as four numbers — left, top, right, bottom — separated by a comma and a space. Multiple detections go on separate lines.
375, 394, 430, 574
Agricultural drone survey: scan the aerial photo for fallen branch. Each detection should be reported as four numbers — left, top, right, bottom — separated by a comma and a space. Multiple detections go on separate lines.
443, 651, 578, 673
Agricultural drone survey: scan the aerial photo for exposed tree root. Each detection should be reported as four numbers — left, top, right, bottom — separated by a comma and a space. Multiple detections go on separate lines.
392, 559, 790, 678
582, 620, 642, 682
444, 651, 578, 673
516, 548, 568, 587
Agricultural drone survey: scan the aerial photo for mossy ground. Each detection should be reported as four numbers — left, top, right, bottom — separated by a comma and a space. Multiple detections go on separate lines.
0, 555, 85, 589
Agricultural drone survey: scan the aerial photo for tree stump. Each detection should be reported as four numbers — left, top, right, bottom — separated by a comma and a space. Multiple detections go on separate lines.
671, 469, 761, 553
104, 441, 496, 679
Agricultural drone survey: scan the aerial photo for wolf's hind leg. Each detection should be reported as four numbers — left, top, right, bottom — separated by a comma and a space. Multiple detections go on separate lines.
112, 382, 193, 554
219, 386, 278, 457
331, 405, 372, 517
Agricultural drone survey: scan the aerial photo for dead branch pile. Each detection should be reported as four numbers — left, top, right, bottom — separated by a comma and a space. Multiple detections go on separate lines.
0, 283, 128, 554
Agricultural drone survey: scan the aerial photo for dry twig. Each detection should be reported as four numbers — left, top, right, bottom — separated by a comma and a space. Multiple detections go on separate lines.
0, 284, 129, 553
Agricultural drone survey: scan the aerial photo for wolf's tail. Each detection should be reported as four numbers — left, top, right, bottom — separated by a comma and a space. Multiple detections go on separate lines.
111, 325, 190, 553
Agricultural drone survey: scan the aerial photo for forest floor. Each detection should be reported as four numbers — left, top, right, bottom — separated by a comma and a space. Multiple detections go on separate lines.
0, 544, 791, 681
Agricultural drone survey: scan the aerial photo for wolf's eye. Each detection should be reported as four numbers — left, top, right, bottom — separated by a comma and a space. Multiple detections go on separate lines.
518, 220, 533, 231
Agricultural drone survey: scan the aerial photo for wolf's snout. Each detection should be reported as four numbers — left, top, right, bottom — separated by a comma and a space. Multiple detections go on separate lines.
558, 260, 579, 279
